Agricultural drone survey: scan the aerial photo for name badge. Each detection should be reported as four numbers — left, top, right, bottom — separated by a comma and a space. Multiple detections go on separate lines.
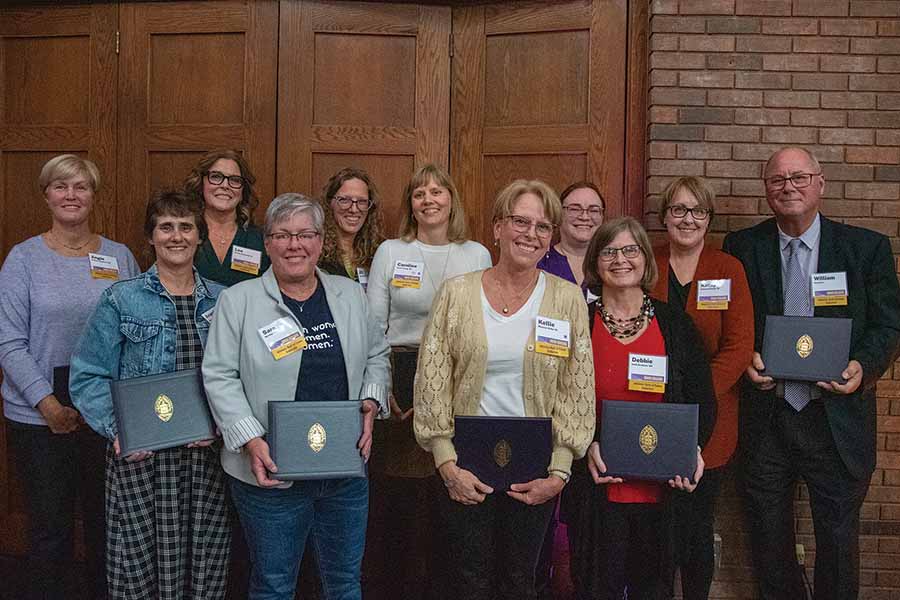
627, 353, 668, 393
88, 253, 120, 280
356, 267, 369, 290
231, 245, 262, 275
201, 308, 215, 323
811, 271, 848, 307
534, 316, 570, 358
391, 260, 423, 289
697, 279, 731, 310
258, 317, 306, 360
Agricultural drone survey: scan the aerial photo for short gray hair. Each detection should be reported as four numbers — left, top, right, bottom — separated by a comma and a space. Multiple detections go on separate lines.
264, 193, 324, 236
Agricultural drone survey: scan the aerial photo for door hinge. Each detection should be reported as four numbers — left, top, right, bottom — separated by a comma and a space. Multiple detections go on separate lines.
115, 31, 120, 55
449, 33, 453, 58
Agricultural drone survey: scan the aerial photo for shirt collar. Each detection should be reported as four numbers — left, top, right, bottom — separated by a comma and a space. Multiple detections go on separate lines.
777, 212, 821, 252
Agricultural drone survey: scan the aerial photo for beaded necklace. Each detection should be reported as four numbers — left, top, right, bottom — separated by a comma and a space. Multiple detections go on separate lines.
597, 292, 655, 339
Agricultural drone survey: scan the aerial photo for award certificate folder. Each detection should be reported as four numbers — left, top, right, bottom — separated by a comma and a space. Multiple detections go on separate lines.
761, 315, 851, 383
453, 416, 552, 491
53, 366, 72, 407
268, 400, 365, 481
112, 368, 216, 456
600, 400, 698, 482
391, 348, 418, 413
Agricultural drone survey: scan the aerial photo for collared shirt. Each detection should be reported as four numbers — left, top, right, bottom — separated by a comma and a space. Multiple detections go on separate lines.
777, 212, 821, 317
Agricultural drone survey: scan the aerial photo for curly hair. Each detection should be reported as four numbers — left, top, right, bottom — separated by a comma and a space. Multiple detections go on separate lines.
183, 149, 259, 229
319, 167, 385, 269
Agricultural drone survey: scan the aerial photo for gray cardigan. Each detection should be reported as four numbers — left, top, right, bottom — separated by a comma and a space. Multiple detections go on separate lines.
202, 266, 391, 486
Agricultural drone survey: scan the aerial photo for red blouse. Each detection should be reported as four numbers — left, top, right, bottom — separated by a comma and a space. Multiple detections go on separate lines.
593, 317, 666, 504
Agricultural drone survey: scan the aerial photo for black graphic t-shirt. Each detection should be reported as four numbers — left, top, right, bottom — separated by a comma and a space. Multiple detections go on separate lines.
282, 283, 349, 403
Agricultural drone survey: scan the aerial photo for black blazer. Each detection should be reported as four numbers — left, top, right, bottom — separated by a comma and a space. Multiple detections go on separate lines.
722, 215, 900, 479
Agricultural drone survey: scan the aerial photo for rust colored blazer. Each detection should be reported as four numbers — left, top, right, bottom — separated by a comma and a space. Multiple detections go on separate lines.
651, 244, 754, 469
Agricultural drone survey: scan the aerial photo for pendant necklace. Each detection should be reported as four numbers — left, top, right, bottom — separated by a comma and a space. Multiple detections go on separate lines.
494, 269, 539, 315
48, 231, 93, 252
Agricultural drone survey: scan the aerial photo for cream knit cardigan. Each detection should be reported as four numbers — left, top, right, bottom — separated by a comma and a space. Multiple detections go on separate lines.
413, 269, 596, 477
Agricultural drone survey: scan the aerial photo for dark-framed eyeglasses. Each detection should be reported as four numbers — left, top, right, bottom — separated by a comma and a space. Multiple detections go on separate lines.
764, 172, 821, 190
333, 195, 373, 211
266, 231, 321, 245
598, 244, 642, 262
563, 204, 604, 220
205, 170, 246, 189
504, 214, 555, 239
667, 205, 711, 220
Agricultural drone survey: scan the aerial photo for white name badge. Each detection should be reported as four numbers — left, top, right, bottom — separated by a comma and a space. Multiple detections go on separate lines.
534, 316, 571, 358
231, 245, 262, 275
391, 260, 423, 289
258, 317, 306, 360
627, 353, 668, 393
697, 278, 731, 311
811, 271, 848, 307
88, 253, 120, 280
201, 308, 215, 323
356, 267, 369, 290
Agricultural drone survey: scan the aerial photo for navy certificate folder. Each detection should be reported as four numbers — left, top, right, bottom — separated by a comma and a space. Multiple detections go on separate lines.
761, 315, 851, 383
112, 367, 216, 455
268, 400, 365, 481
453, 415, 552, 491
600, 400, 698, 482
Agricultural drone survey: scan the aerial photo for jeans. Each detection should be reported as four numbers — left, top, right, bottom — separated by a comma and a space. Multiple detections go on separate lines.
229, 475, 369, 600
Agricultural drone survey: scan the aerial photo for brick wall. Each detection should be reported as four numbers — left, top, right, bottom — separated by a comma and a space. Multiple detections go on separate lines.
647, 1, 900, 598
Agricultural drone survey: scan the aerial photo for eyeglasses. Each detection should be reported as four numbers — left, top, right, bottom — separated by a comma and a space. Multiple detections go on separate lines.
598, 244, 643, 262
504, 215, 555, 239
667, 205, 711, 220
333, 195, 373, 211
266, 231, 321, 245
764, 172, 821, 190
563, 205, 604, 220
205, 171, 245, 189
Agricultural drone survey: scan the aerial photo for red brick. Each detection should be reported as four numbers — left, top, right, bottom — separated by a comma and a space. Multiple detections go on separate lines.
736, 72, 791, 89
793, 0, 849, 15
793, 36, 850, 53
679, 107, 735, 124
822, 91, 877, 109
847, 146, 900, 164
763, 91, 820, 108
677, 142, 733, 159
728, 215, 771, 229
649, 124, 706, 141
679, 0, 736, 13
706, 160, 761, 178
736, 35, 792, 52
880, 416, 900, 433
651, 52, 707, 69
714, 196, 760, 213
651, 15, 707, 33
820, 18, 877, 36
651, 34, 679, 51
650, 70, 679, 86
878, 56, 900, 73
761, 18, 819, 35
708, 89, 763, 107
877, 94, 900, 110
707, 53, 764, 70
734, 107, 790, 125
648, 159, 705, 176
705, 124, 761, 142
763, 54, 818, 71
845, 218, 899, 237
822, 55, 877, 73
879, 20, 900, 36
791, 110, 846, 127
763, 127, 818, 144
852, 38, 900, 54
679, 71, 735, 88
879, 537, 900, 552
876, 571, 900, 588
736, 0, 791, 15
707, 16, 761, 33
733, 142, 791, 160
648, 141, 678, 159
822, 199, 871, 216
877, 130, 900, 145
651, 0, 678, 14
820, 128, 875, 145
879, 505, 900, 520
650, 106, 679, 123
822, 163, 874, 180
880, 167, 900, 182
793, 73, 849, 90
851, 74, 900, 91
650, 87, 706, 106
849, 112, 900, 128
845, 182, 900, 200
850, 1, 900, 17
680, 34, 736, 52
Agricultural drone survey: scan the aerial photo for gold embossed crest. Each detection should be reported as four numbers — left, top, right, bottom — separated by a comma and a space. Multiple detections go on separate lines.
493, 439, 512, 468
154, 394, 173, 422
796, 334, 814, 359
639, 424, 658, 455
308, 422, 326, 453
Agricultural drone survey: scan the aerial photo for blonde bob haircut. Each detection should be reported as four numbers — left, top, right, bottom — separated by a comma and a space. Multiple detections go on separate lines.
398, 164, 469, 243
38, 154, 101, 193
658, 176, 716, 226
491, 179, 562, 229
583, 216, 658, 293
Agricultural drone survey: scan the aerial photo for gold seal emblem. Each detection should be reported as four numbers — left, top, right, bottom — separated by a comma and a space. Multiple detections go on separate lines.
154, 394, 173, 422
796, 334, 814, 359
308, 422, 326, 453
639, 424, 658, 455
493, 439, 512, 468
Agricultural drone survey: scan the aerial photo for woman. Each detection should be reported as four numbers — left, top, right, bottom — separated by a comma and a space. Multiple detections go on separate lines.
537, 181, 605, 287
365, 164, 491, 599
0, 154, 139, 600
202, 193, 390, 600
318, 167, 385, 285
563, 217, 715, 600
69, 189, 228, 600
413, 179, 595, 600
185, 149, 270, 286
651, 177, 753, 600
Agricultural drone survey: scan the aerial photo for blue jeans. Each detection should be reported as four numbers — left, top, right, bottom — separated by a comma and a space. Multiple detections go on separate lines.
229, 475, 369, 600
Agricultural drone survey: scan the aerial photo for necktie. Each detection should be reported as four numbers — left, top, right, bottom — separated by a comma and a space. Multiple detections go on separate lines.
783, 238, 810, 411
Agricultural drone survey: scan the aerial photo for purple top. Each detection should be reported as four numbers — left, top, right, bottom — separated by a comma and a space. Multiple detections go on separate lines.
537, 245, 577, 285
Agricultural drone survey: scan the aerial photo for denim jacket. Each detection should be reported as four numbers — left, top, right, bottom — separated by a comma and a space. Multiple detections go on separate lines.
70, 265, 223, 440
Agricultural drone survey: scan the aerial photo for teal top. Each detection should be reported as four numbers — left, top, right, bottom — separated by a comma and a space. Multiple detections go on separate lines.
194, 224, 270, 287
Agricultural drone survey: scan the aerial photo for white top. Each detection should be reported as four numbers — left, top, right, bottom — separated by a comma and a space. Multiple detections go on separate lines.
367, 238, 492, 346
478, 272, 546, 417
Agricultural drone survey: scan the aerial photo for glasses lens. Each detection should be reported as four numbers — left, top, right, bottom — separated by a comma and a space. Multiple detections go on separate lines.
669, 205, 687, 218
226, 175, 244, 189
207, 171, 225, 185
791, 174, 811, 188
622, 245, 641, 258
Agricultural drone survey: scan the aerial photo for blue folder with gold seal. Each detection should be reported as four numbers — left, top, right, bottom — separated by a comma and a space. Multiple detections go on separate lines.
453, 415, 552, 491
760, 315, 851, 383
268, 400, 365, 481
600, 400, 698, 482
111, 367, 216, 455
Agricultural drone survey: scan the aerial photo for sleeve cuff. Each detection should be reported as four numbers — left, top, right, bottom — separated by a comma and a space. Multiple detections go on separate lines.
549, 447, 575, 477
361, 382, 389, 419
223, 416, 267, 453
24, 380, 53, 409
430, 437, 458, 469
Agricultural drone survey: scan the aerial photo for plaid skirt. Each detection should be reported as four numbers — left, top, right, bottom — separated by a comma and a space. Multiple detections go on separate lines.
105, 443, 230, 600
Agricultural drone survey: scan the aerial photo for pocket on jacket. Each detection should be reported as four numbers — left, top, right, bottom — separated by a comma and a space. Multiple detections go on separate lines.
119, 320, 162, 376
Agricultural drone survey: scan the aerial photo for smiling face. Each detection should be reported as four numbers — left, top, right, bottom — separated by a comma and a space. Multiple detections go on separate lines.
411, 178, 452, 232
45, 175, 94, 227
764, 148, 824, 231
330, 177, 370, 238
597, 230, 646, 291
493, 192, 552, 271
265, 211, 323, 286
560, 186, 604, 246
150, 214, 201, 270
663, 186, 710, 252
202, 158, 243, 216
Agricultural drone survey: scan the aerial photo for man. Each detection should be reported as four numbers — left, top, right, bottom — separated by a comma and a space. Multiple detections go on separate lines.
722, 147, 900, 600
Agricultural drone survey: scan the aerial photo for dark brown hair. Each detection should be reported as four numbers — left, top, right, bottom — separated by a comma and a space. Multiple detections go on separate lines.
144, 188, 208, 247
559, 181, 605, 211
319, 167, 385, 269
583, 216, 658, 293
183, 149, 259, 228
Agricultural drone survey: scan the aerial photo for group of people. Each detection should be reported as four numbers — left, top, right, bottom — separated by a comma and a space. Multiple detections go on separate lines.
0, 146, 898, 600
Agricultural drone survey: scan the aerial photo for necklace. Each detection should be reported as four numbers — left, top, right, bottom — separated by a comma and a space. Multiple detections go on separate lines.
493, 269, 539, 315
47, 231, 93, 252
597, 293, 655, 339
417, 240, 452, 294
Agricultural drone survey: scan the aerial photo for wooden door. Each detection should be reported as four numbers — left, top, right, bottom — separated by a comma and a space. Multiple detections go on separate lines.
117, 0, 278, 263
0, 3, 118, 556
451, 0, 631, 248
277, 0, 451, 236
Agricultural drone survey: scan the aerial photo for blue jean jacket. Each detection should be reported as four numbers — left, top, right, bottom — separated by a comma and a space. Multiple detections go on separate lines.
70, 265, 223, 440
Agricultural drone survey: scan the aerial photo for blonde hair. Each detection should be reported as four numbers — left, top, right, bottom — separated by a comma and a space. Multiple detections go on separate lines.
583, 216, 658, 293
491, 179, 562, 229
398, 164, 469, 243
39, 155, 100, 193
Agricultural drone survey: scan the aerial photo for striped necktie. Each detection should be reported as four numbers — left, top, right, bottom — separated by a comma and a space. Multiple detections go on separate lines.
783, 238, 810, 411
